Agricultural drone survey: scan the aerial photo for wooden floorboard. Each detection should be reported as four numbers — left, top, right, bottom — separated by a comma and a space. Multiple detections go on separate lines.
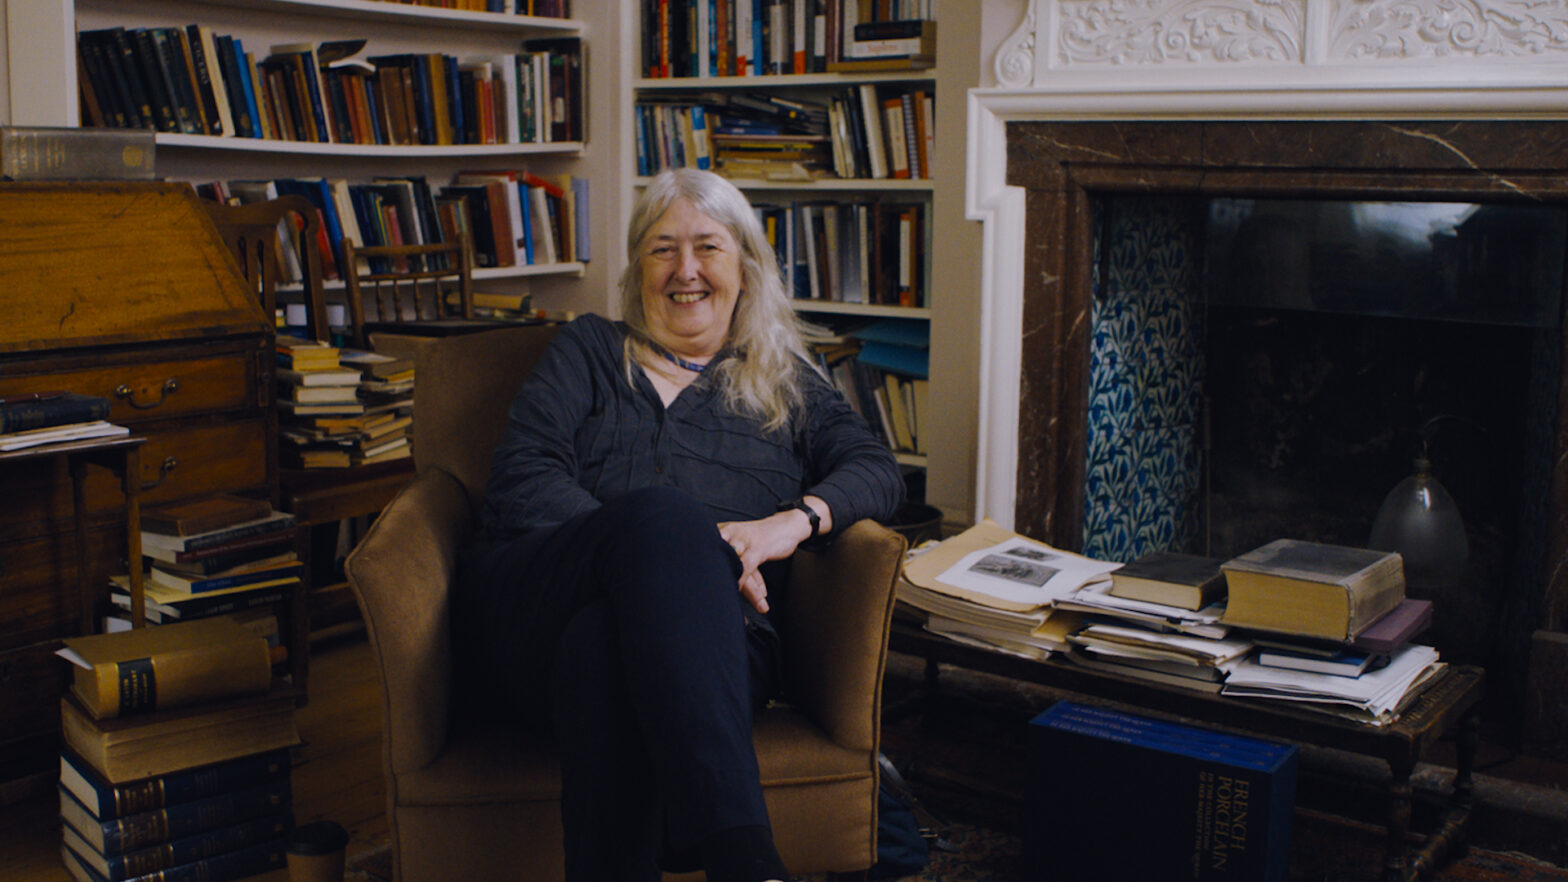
0, 631, 386, 882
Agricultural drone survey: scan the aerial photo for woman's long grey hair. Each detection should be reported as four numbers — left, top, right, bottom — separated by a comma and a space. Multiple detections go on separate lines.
619, 168, 814, 432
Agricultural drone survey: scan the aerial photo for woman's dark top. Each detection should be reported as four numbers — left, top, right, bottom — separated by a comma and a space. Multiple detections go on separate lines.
473, 313, 904, 549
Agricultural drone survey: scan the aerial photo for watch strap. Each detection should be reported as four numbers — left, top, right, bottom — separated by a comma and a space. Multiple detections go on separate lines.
778, 497, 821, 536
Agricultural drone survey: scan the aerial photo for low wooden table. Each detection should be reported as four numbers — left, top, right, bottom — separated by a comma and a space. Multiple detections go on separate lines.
889, 623, 1484, 882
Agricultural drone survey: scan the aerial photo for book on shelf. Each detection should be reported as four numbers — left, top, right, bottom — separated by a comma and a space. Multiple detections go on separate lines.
55, 616, 274, 721
1109, 551, 1228, 611
60, 747, 289, 823
58, 775, 289, 857
62, 810, 289, 882
1027, 701, 1297, 882
1220, 539, 1406, 642
0, 391, 111, 434
338, 349, 414, 380
275, 366, 363, 387
0, 126, 155, 181
137, 530, 295, 568
280, 384, 361, 405
60, 836, 287, 882
140, 495, 273, 539
140, 511, 297, 555
60, 683, 300, 785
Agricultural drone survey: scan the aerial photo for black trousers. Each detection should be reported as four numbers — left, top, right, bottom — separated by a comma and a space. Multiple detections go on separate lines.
458, 486, 780, 881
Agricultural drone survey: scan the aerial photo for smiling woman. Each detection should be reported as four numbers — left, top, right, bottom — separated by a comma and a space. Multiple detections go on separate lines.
449, 168, 905, 882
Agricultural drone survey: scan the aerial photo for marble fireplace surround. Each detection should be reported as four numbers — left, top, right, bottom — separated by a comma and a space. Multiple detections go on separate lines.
965, 0, 1568, 748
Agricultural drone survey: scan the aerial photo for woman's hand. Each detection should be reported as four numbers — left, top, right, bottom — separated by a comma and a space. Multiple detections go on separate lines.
718, 497, 829, 613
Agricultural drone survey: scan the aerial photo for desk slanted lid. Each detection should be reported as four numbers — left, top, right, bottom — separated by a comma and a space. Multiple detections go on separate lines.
0, 182, 272, 354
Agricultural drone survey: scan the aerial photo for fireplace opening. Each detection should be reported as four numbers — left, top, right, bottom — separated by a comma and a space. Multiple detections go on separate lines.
1084, 193, 1564, 729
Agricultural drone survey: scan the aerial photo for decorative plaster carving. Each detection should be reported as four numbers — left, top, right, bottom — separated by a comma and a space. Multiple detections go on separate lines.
996, 0, 1040, 86
1057, 0, 1304, 65
1328, 0, 1568, 60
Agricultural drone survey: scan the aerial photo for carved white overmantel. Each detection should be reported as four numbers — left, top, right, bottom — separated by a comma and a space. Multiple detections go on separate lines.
967, 0, 1568, 529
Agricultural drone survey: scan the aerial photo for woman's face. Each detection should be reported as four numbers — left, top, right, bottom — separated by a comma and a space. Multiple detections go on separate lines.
638, 197, 743, 360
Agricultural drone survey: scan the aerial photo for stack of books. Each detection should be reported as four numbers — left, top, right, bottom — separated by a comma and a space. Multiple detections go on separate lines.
114, 494, 300, 626
276, 337, 412, 468
0, 391, 127, 452
338, 348, 415, 465
897, 520, 1120, 660
54, 617, 299, 882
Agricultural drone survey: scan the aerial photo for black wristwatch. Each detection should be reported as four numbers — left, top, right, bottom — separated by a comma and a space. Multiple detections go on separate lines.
778, 498, 821, 536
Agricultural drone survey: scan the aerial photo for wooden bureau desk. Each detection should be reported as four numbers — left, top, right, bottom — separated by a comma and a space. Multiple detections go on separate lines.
0, 183, 277, 785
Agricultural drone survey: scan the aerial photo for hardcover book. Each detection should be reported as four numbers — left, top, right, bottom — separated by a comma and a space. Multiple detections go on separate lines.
140, 495, 273, 538
62, 811, 289, 881
1109, 551, 1228, 611
59, 778, 290, 854
1028, 701, 1297, 882
59, 684, 300, 784
0, 391, 111, 434
60, 747, 289, 821
60, 836, 286, 882
56, 616, 274, 720
1220, 539, 1406, 641
0, 126, 155, 181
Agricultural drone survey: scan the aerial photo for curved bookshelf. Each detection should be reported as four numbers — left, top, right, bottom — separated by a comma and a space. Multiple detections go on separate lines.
635, 70, 936, 90
635, 175, 930, 193
280, 261, 586, 294
184, 0, 582, 32
792, 301, 931, 320
158, 133, 586, 158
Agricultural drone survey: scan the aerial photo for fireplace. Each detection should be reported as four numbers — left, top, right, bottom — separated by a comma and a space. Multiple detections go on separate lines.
997, 118, 1568, 746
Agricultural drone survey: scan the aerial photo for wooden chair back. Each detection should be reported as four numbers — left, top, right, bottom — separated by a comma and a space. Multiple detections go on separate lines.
341, 234, 475, 350
201, 195, 329, 340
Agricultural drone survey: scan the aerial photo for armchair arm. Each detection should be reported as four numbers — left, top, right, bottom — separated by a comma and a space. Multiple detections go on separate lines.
344, 467, 471, 774
780, 519, 907, 752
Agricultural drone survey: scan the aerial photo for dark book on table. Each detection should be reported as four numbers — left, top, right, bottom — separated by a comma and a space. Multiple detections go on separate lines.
60, 835, 286, 882
60, 747, 289, 821
1109, 551, 1228, 611
1028, 701, 1297, 882
0, 392, 110, 433
141, 495, 273, 538
59, 777, 290, 855
139, 511, 297, 555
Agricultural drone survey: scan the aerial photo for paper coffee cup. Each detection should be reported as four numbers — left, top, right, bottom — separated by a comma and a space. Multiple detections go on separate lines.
287, 820, 348, 882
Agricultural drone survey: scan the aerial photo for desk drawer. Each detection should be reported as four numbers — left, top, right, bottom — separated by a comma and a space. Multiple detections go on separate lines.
0, 416, 271, 541
0, 342, 268, 424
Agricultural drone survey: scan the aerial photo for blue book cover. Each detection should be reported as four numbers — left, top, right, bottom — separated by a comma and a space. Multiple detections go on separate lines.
517, 182, 535, 265
61, 834, 286, 882
0, 392, 110, 433
59, 778, 291, 855
855, 341, 928, 378
229, 37, 262, 141
60, 748, 289, 821
1028, 701, 1296, 882
63, 812, 290, 881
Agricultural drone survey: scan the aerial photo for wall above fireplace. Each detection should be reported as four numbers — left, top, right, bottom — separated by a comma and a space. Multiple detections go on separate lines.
967, 0, 1568, 752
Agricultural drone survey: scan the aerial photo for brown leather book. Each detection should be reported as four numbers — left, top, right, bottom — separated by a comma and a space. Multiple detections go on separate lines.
141, 494, 273, 537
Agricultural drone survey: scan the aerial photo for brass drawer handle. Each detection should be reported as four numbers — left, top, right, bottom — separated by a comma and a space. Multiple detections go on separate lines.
115, 378, 179, 409
141, 455, 178, 491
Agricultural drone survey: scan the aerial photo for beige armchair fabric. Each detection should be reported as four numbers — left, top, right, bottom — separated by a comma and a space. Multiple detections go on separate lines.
344, 325, 906, 881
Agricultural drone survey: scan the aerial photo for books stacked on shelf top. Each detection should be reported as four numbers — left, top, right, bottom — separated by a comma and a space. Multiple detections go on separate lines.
339, 347, 416, 467
276, 335, 409, 468
897, 519, 1120, 661
117, 496, 301, 625
0, 391, 128, 452
54, 623, 298, 882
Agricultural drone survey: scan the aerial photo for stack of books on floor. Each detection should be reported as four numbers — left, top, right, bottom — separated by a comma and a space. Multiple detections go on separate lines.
113, 494, 300, 627
53, 616, 300, 882
278, 337, 413, 468
0, 391, 127, 452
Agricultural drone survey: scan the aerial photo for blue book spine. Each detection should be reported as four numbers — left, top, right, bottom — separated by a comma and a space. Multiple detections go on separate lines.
64, 778, 291, 854
444, 55, 465, 145
229, 37, 262, 140
517, 182, 535, 265
691, 105, 711, 169
573, 176, 590, 262
60, 748, 289, 821
152, 562, 303, 594
752, 0, 765, 75
63, 836, 288, 882
81, 813, 291, 881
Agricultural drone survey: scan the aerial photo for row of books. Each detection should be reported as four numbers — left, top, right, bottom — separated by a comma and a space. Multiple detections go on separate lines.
900, 523, 1443, 727
636, 84, 932, 182
0, 392, 128, 452
78, 26, 584, 146
806, 317, 929, 455
194, 171, 588, 290
55, 617, 300, 882
641, 0, 935, 78
758, 197, 927, 307
277, 338, 415, 470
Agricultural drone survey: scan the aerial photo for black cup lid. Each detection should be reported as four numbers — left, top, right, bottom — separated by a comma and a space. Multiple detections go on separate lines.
288, 820, 349, 855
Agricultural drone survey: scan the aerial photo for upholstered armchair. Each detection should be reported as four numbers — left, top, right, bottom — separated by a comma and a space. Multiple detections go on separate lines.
344, 324, 907, 881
